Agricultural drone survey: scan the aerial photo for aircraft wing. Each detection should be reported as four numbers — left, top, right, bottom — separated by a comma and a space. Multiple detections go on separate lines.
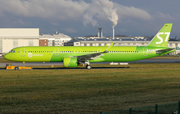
77, 42, 114, 62
156, 48, 174, 54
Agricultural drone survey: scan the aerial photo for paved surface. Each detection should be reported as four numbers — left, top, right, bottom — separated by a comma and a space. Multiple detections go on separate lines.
1, 59, 180, 67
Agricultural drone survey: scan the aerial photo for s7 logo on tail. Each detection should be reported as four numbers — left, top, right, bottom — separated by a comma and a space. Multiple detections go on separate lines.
156, 32, 170, 44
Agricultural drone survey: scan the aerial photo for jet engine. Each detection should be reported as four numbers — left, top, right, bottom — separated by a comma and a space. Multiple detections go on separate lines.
63, 57, 78, 67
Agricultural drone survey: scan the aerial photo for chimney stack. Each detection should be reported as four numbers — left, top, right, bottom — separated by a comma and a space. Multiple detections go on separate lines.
113, 27, 115, 39
98, 28, 103, 38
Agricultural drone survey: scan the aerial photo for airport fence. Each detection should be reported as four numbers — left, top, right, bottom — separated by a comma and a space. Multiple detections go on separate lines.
100, 101, 180, 114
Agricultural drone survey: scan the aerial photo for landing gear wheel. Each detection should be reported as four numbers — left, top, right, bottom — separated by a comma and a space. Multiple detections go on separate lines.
15, 67, 19, 70
86, 65, 91, 69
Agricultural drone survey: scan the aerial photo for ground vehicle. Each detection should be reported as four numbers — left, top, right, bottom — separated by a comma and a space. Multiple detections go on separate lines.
5, 64, 31, 70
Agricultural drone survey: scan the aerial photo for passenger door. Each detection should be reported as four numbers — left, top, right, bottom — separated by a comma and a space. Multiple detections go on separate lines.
55, 48, 59, 56
143, 47, 148, 56
20, 48, 25, 56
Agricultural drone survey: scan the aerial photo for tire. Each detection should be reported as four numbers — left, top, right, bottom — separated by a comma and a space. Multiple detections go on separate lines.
15, 67, 19, 70
86, 65, 91, 69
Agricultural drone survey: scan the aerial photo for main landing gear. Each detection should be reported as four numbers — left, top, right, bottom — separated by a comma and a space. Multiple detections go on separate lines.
86, 65, 91, 69
85, 61, 91, 69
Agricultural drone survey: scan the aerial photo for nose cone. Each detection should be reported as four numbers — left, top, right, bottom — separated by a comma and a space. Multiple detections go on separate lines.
4, 54, 7, 59
4, 53, 10, 60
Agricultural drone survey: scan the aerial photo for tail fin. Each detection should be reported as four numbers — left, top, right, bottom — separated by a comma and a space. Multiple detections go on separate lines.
147, 23, 173, 47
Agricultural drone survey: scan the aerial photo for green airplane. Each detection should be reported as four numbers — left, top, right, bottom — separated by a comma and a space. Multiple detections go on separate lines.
4, 23, 174, 69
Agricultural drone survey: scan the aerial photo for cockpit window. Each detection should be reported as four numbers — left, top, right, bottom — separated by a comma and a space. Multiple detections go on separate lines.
9, 50, 13, 53
9, 50, 16, 53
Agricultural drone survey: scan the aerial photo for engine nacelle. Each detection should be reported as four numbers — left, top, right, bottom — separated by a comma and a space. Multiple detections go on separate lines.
63, 57, 78, 67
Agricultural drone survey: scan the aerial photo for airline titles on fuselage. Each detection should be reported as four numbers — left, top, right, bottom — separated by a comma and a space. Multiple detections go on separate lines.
28, 53, 43, 58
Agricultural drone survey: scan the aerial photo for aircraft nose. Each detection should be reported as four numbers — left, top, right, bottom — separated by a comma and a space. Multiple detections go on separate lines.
4, 53, 10, 60
4, 54, 7, 59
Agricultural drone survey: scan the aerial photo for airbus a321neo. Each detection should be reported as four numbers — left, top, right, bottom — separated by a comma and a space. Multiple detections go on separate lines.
4, 23, 174, 69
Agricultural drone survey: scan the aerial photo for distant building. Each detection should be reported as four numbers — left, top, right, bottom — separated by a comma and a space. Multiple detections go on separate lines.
64, 37, 148, 46
39, 39, 48, 46
0, 28, 39, 54
64, 37, 180, 55
39, 32, 71, 46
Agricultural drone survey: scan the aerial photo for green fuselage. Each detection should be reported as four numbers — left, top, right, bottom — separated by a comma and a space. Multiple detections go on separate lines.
4, 46, 172, 62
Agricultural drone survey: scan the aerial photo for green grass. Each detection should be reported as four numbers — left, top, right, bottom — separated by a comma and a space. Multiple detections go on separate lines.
1, 63, 180, 113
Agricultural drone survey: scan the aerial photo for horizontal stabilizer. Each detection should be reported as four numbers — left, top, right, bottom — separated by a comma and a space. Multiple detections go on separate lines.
156, 48, 174, 54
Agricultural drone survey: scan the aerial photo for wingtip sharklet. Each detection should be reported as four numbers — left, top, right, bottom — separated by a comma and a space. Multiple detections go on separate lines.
104, 42, 114, 52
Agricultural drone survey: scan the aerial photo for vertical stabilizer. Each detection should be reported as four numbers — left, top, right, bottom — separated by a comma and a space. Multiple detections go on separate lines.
147, 23, 173, 47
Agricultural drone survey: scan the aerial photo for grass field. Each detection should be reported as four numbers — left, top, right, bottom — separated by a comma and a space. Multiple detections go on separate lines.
1, 63, 180, 113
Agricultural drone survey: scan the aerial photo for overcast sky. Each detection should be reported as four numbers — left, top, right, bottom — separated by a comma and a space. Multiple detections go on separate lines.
0, 0, 179, 38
